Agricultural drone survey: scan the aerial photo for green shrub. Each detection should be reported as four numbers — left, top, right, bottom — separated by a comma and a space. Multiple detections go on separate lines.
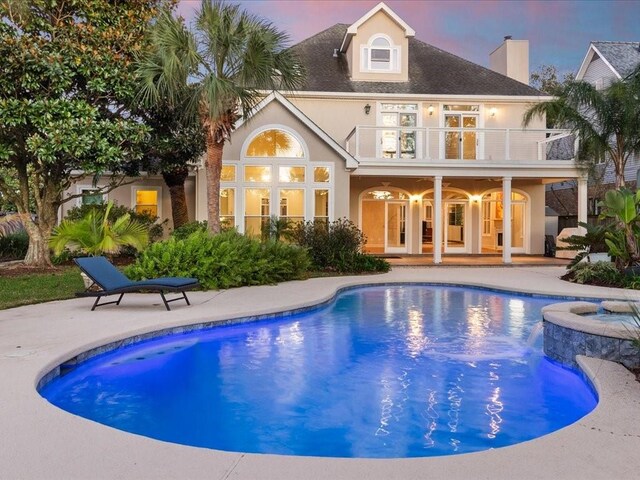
290, 218, 389, 273
125, 230, 310, 289
0, 231, 29, 261
50, 202, 149, 256
171, 221, 208, 240
65, 202, 164, 242
570, 261, 623, 285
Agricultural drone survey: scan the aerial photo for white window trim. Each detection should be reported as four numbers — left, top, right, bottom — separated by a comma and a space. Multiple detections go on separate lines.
361, 34, 401, 74
241, 124, 309, 160
75, 185, 108, 207
376, 103, 422, 159
131, 185, 162, 221
439, 103, 484, 160
225, 127, 335, 233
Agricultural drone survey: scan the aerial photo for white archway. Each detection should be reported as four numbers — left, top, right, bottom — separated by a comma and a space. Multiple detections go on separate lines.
358, 186, 411, 254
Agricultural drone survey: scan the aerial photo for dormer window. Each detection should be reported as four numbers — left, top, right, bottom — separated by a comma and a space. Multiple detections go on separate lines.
370, 37, 391, 69
361, 34, 400, 73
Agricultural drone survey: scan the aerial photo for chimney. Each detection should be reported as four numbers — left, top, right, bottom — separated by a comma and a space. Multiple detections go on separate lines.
489, 37, 529, 85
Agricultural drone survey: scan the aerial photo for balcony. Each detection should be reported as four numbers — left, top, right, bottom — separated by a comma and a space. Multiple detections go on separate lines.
345, 126, 576, 165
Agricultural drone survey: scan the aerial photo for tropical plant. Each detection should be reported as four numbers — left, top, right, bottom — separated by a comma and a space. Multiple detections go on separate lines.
0, 231, 28, 261
261, 215, 294, 243
50, 202, 149, 256
126, 229, 310, 289
290, 218, 390, 273
523, 72, 640, 189
599, 188, 640, 270
171, 221, 209, 240
569, 261, 623, 286
65, 203, 164, 243
136, 0, 304, 235
558, 221, 609, 267
0, 0, 171, 266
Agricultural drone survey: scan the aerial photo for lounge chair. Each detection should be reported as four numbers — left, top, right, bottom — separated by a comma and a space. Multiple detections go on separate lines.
74, 256, 199, 311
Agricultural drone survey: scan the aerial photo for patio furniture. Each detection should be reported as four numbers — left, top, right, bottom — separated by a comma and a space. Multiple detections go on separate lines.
74, 256, 199, 311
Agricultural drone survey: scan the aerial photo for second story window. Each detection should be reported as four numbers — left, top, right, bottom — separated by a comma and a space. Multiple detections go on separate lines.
361, 34, 400, 73
370, 37, 391, 69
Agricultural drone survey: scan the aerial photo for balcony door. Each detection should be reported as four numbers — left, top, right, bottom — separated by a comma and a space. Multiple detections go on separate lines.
379, 103, 418, 159
444, 114, 478, 160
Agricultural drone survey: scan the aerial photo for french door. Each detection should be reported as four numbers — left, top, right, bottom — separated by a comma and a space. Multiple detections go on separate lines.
444, 114, 478, 160
385, 201, 408, 253
444, 201, 468, 253
380, 108, 418, 159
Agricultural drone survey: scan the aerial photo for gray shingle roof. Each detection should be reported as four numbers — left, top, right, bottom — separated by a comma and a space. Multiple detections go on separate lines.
290, 24, 542, 96
592, 41, 640, 79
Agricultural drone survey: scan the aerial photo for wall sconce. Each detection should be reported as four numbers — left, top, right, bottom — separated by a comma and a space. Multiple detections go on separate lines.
471, 194, 482, 204
428, 104, 434, 116
411, 195, 421, 204
489, 107, 497, 118
364, 103, 371, 115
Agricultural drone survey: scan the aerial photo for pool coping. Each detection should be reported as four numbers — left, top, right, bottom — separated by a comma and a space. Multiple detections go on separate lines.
2, 266, 640, 479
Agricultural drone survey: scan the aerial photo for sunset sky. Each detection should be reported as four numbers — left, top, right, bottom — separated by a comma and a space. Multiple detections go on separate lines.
176, 0, 639, 78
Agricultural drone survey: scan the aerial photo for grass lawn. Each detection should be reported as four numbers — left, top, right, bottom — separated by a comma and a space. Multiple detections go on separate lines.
0, 267, 84, 310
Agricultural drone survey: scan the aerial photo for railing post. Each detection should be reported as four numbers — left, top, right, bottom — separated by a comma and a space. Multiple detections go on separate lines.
425, 127, 429, 161
504, 129, 510, 161
355, 126, 360, 159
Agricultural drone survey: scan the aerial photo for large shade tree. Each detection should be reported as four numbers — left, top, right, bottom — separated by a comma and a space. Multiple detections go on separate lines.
137, 0, 304, 234
140, 97, 205, 229
523, 70, 640, 189
0, 0, 173, 266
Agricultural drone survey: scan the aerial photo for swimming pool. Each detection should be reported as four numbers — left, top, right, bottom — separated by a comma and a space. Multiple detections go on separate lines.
40, 285, 597, 458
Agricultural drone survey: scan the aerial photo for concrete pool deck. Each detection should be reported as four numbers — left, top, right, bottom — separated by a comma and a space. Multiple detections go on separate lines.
1, 266, 640, 480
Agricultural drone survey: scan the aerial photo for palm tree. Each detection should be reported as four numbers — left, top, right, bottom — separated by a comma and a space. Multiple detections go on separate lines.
137, 0, 304, 234
523, 71, 640, 189
50, 202, 149, 256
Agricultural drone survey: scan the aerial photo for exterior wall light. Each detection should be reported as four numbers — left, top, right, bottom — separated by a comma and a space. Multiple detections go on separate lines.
364, 103, 371, 115
471, 194, 482, 204
490, 107, 497, 118
428, 104, 435, 116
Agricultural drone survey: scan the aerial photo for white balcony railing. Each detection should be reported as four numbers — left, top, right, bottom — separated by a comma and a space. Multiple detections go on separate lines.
345, 126, 577, 163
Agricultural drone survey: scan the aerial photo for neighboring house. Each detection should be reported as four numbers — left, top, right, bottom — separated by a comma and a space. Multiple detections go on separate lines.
62, 2, 587, 263
546, 40, 640, 229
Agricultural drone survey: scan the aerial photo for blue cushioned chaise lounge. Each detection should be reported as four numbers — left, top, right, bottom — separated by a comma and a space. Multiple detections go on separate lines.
74, 256, 199, 311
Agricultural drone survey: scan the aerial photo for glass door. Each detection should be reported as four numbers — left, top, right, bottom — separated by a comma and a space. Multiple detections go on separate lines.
444, 114, 478, 160
379, 104, 418, 159
444, 201, 467, 253
385, 201, 408, 253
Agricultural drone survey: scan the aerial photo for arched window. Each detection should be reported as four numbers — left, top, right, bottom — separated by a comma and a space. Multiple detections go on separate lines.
361, 34, 400, 73
246, 129, 304, 158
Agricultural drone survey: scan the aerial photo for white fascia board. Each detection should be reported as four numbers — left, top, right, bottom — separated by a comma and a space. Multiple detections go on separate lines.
341, 1, 415, 52
347, 2, 416, 37
235, 91, 359, 169
576, 44, 621, 81
278, 90, 553, 102
352, 162, 581, 178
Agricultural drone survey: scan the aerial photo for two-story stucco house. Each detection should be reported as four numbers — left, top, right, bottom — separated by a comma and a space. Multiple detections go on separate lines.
63, 2, 588, 264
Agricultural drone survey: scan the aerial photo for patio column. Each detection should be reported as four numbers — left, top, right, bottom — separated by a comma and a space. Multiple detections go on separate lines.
433, 176, 443, 264
502, 177, 512, 264
577, 177, 588, 233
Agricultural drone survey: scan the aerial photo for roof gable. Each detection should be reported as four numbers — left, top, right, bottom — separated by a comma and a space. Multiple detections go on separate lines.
576, 42, 640, 81
340, 2, 415, 52
236, 92, 358, 169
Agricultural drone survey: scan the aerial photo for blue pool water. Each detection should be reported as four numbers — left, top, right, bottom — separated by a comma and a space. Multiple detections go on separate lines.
41, 285, 597, 458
